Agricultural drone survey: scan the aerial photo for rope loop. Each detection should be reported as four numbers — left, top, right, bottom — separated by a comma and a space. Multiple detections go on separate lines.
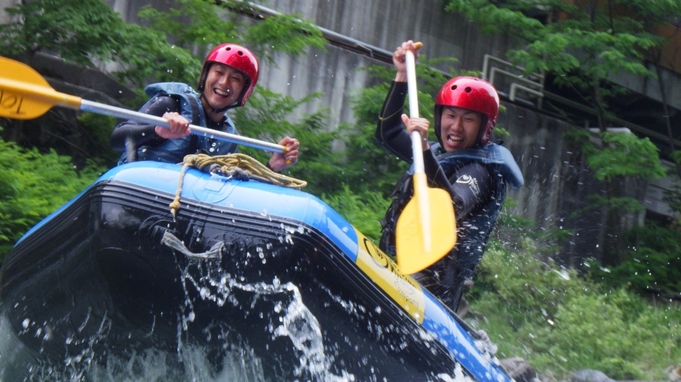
169, 153, 307, 217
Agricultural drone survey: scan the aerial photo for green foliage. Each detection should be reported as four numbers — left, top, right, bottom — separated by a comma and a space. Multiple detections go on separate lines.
562, 127, 665, 216
0, 0, 199, 87
231, 88, 346, 197
470, 238, 681, 380
244, 12, 327, 59
346, 83, 406, 196
589, 222, 681, 297
137, 0, 241, 50
113, 26, 200, 86
670, 150, 681, 166
0, 138, 103, 262
0, 0, 327, 87
0, 0, 129, 65
138, 0, 326, 66
530, 291, 647, 379
587, 132, 666, 182
76, 113, 121, 167
471, 239, 585, 329
321, 185, 390, 243
495, 202, 574, 259
585, 194, 645, 213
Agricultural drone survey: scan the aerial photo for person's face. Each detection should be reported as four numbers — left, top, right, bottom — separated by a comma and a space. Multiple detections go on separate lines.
439, 106, 483, 152
203, 63, 247, 111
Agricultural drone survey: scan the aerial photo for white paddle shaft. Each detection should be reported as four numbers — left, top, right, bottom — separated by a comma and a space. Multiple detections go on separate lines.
80, 100, 284, 153
405, 50, 431, 252
405, 51, 424, 174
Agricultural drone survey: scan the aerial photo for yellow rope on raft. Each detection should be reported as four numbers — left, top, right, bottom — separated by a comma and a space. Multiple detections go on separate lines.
169, 153, 308, 218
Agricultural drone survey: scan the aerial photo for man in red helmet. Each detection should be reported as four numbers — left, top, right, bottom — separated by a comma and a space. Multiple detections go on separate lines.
376, 41, 524, 313
111, 43, 299, 171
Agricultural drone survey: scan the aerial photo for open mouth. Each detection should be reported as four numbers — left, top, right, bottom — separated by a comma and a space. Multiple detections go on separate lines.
213, 87, 231, 98
446, 134, 463, 145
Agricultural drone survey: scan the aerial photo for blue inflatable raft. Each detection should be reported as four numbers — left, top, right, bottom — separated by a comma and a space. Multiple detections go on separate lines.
0, 159, 512, 381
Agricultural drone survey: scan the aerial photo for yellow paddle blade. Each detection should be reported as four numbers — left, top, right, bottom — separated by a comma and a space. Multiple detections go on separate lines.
0, 56, 81, 120
396, 186, 456, 275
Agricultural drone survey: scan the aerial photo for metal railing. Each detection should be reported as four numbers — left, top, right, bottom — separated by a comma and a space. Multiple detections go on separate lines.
482, 54, 681, 149
482, 54, 545, 108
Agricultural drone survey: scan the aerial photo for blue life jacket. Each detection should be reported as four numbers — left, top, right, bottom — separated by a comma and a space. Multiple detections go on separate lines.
433, 141, 523, 264
121, 82, 238, 164
433, 142, 524, 189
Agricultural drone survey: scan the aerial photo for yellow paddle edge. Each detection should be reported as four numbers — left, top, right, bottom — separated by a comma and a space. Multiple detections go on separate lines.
0, 56, 285, 153
395, 45, 456, 275
0, 57, 81, 119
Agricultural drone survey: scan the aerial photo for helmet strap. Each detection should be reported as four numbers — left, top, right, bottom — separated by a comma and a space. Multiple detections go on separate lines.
475, 116, 489, 146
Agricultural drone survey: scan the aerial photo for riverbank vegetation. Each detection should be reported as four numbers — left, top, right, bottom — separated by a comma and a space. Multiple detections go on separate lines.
471, 226, 681, 380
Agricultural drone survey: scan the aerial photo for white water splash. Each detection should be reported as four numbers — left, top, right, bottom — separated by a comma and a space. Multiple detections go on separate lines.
313, 281, 477, 382
170, 239, 354, 382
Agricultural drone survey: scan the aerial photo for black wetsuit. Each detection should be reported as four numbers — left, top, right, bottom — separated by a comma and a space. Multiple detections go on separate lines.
376, 81, 519, 312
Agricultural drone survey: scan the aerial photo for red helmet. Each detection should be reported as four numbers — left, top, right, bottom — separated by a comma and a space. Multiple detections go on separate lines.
434, 76, 500, 147
197, 43, 259, 108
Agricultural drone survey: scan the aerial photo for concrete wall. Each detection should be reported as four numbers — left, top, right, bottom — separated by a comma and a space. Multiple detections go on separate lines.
0, 0, 19, 23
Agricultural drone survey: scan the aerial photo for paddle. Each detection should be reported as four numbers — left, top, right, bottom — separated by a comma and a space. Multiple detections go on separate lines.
0, 56, 284, 153
395, 48, 456, 275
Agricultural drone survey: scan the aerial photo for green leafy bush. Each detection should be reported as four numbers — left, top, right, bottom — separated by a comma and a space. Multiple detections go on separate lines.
471, 238, 586, 330
321, 185, 390, 244
0, 138, 103, 262
232, 88, 347, 197
470, 237, 681, 380
0, 0, 200, 87
589, 222, 681, 298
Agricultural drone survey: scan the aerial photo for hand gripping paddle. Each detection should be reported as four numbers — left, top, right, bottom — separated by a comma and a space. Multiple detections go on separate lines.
395, 47, 456, 275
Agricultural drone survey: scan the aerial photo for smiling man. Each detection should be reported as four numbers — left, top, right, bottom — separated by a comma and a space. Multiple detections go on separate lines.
375, 40, 523, 313
111, 43, 299, 172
